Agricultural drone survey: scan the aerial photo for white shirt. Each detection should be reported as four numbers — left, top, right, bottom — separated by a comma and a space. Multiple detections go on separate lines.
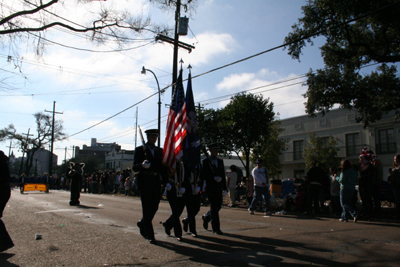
252, 166, 268, 187
226, 172, 237, 188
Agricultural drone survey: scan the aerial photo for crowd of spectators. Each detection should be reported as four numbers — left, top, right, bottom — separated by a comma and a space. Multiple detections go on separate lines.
9, 151, 399, 221
11, 168, 139, 196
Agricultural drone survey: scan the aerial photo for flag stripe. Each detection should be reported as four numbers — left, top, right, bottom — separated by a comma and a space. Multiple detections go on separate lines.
162, 71, 187, 174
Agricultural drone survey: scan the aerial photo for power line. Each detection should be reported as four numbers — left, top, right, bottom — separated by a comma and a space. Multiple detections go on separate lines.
198, 74, 307, 105
0, 54, 168, 92
67, 90, 159, 138
27, 32, 155, 53
59, 3, 398, 138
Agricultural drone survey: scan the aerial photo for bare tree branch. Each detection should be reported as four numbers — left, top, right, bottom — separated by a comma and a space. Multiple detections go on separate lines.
0, 21, 119, 35
0, 0, 58, 26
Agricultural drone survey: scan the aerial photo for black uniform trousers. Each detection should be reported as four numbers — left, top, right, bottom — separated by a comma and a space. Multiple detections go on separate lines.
184, 190, 201, 234
164, 187, 185, 238
139, 176, 161, 240
70, 178, 81, 205
0, 184, 13, 249
204, 188, 223, 232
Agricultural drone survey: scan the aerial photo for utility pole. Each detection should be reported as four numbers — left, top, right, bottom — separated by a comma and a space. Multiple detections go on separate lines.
154, 0, 194, 94
64, 147, 67, 165
7, 129, 16, 157
172, 0, 181, 91
45, 101, 63, 176
135, 107, 138, 150
19, 128, 33, 175
7, 140, 14, 158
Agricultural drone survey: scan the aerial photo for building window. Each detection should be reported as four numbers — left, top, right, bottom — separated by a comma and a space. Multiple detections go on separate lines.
377, 128, 396, 154
346, 133, 360, 156
293, 140, 304, 160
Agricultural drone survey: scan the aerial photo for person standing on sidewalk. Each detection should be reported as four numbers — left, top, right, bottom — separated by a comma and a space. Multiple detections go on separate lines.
0, 150, 14, 253
336, 159, 359, 222
226, 165, 238, 207
248, 158, 271, 216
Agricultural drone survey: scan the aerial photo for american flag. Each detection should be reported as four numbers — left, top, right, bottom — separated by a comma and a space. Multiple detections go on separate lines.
162, 70, 187, 174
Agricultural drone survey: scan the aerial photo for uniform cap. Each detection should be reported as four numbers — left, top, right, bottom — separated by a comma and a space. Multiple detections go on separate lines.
145, 129, 159, 137
207, 142, 220, 151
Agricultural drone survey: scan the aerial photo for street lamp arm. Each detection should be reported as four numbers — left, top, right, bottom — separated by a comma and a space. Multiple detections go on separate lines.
141, 66, 162, 147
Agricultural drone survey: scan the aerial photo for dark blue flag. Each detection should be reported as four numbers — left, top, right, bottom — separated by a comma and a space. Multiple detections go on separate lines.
182, 72, 201, 172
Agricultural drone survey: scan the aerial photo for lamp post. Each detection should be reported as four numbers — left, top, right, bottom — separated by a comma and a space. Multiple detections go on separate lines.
141, 66, 161, 147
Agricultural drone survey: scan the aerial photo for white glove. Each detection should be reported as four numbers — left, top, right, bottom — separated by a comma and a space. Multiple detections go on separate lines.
194, 186, 201, 195
214, 176, 222, 183
166, 183, 172, 191
179, 187, 186, 195
142, 160, 150, 169
223, 190, 227, 197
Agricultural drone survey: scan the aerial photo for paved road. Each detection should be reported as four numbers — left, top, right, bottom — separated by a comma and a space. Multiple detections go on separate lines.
1, 189, 400, 267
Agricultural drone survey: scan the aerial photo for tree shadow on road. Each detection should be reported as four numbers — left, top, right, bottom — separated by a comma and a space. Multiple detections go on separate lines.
156, 231, 359, 267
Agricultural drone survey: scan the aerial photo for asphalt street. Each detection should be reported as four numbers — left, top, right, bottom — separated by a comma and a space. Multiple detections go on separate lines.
1, 189, 400, 267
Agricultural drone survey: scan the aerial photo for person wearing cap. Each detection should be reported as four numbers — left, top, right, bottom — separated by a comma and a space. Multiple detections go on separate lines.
0, 150, 14, 253
161, 160, 187, 241
181, 162, 203, 238
133, 129, 167, 244
248, 158, 272, 216
201, 143, 227, 235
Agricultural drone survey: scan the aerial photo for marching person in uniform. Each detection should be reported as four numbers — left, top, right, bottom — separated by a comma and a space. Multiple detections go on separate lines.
181, 164, 202, 238
133, 129, 167, 244
201, 143, 227, 235
161, 160, 187, 241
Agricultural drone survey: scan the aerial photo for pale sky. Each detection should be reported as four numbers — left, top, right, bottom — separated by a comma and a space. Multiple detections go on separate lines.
0, 0, 326, 164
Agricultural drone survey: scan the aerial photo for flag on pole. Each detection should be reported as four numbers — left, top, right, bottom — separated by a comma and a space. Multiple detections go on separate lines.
182, 71, 201, 172
162, 70, 187, 174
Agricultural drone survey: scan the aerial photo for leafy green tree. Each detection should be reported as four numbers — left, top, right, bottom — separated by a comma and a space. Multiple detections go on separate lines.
303, 132, 340, 171
284, 0, 400, 127
251, 121, 288, 177
197, 93, 287, 176
197, 107, 225, 147
222, 93, 276, 176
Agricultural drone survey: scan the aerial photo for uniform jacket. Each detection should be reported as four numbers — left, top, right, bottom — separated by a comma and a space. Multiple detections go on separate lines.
201, 157, 227, 194
132, 143, 167, 190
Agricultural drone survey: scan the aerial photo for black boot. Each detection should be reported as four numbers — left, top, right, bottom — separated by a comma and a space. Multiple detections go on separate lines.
182, 218, 188, 233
